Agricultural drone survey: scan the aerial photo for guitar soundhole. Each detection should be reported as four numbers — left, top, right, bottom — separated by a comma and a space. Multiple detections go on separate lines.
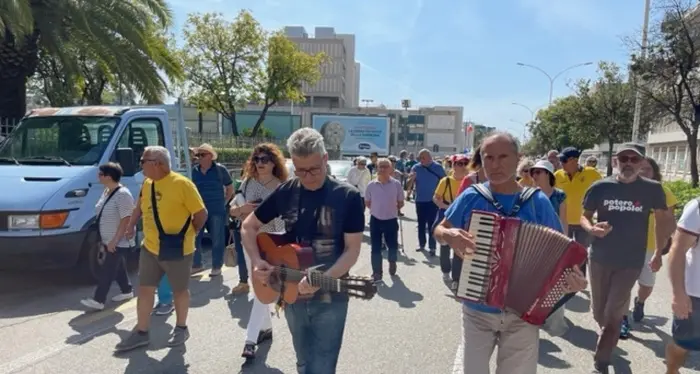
268, 271, 283, 292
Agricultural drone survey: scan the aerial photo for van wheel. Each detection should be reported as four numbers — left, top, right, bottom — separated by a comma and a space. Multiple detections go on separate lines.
79, 230, 105, 283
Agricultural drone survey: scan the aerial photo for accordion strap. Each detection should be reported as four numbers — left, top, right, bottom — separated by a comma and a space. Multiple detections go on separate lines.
472, 184, 537, 217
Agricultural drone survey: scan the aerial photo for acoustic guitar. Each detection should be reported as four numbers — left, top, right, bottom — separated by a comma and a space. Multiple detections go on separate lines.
253, 233, 377, 305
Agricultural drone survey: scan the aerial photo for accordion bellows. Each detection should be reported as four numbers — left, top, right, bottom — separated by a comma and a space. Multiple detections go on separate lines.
457, 210, 588, 325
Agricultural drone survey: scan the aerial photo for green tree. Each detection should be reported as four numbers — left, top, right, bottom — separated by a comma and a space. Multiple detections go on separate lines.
241, 126, 273, 138
574, 61, 636, 176
176, 11, 266, 136
529, 95, 595, 151
248, 33, 326, 136
630, 0, 700, 186
0, 0, 178, 124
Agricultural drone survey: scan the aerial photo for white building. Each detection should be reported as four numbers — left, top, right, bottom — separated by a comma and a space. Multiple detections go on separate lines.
646, 123, 694, 181
283, 26, 359, 108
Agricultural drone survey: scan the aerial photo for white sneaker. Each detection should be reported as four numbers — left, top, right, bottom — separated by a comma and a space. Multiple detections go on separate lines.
111, 292, 134, 302
209, 268, 222, 277
80, 298, 105, 311
442, 273, 451, 281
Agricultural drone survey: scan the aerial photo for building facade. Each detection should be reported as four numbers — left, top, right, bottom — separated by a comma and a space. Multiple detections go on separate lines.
283, 26, 359, 108
646, 123, 694, 181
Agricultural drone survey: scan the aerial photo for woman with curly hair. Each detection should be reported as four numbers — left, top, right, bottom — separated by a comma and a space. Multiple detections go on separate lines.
229, 143, 288, 361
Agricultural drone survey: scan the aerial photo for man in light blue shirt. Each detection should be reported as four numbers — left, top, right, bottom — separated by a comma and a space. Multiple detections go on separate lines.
434, 132, 587, 374
409, 149, 445, 255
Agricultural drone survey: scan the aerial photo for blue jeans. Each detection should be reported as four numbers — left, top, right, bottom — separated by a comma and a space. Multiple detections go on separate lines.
193, 213, 227, 269
285, 297, 349, 374
232, 226, 248, 283
370, 216, 398, 275
157, 275, 172, 305
415, 201, 438, 250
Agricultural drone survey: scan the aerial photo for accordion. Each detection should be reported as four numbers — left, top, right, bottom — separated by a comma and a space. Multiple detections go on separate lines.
456, 210, 587, 325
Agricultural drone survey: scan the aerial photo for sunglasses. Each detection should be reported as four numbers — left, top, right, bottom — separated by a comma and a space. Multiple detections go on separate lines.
454, 162, 467, 167
522, 168, 530, 173
194, 153, 209, 157
294, 167, 323, 177
618, 155, 641, 164
531, 169, 545, 176
253, 155, 271, 164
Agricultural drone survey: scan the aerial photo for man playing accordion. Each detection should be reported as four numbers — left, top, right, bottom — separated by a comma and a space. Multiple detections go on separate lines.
434, 132, 587, 374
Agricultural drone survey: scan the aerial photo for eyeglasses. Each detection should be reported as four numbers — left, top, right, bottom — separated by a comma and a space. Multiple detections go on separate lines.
454, 162, 467, 167
294, 167, 323, 177
618, 155, 641, 164
140, 158, 156, 165
522, 169, 530, 173
253, 155, 271, 164
194, 153, 209, 158
531, 169, 544, 176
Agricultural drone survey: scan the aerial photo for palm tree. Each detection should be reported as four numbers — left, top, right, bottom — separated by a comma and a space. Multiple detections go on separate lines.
0, 0, 179, 126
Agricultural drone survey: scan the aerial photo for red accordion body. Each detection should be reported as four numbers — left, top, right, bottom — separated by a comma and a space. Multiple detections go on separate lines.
456, 210, 587, 325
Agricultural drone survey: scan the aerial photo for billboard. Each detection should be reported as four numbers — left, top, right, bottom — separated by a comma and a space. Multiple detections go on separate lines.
312, 114, 390, 155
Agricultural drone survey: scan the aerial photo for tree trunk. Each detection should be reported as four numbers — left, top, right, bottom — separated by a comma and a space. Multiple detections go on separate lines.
0, 30, 40, 127
689, 127, 699, 187
0, 75, 28, 129
606, 138, 615, 176
251, 104, 272, 137
227, 115, 239, 136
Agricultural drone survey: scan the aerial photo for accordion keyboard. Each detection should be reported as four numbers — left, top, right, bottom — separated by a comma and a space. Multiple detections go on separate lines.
457, 212, 497, 302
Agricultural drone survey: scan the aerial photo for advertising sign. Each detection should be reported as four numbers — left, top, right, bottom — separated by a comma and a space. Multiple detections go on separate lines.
312, 114, 390, 155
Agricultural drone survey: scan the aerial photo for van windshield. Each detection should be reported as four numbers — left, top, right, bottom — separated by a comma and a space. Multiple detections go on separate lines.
0, 116, 120, 166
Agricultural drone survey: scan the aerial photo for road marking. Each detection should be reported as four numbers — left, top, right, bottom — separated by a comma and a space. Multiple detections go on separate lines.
452, 340, 463, 374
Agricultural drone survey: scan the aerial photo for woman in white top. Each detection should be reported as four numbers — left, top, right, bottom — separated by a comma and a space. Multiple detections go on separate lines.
229, 143, 288, 360
347, 156, 372, 199
81, 162, 136, 311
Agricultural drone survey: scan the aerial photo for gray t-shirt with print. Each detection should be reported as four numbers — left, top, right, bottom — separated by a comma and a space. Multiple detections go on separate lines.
583, 176, 666, 269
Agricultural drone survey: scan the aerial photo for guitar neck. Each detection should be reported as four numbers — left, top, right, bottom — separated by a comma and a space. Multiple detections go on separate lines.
276, 267, 341, 293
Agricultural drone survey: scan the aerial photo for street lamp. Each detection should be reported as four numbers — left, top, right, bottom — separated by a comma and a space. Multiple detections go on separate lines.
509, 119, 528, 141
511, 102, 536, 121
631, 0, 652, 143
516, 61, 594, 104
361, 99, 374, 108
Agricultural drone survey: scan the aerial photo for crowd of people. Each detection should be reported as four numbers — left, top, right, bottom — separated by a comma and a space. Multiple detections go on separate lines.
75, 125, 700, 373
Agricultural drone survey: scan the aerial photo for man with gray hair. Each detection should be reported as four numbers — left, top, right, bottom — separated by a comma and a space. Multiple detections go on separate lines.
117, 146, 208, 352
241, 127, 365, 373
408, 148, 445, 255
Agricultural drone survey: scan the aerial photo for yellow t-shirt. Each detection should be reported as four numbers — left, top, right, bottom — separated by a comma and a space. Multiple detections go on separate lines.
140, 172, 206, 256
554, 166, 603, 225
646, 185, 677, 251
434, 176, 461, 204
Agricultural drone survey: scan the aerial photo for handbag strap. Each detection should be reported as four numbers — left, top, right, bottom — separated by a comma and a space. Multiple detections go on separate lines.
150, 181, 191, 236
96, 186, 122, 224
471, 184, 537, 217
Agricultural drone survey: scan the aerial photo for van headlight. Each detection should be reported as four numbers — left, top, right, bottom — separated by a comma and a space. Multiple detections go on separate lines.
9, 211, 69, 229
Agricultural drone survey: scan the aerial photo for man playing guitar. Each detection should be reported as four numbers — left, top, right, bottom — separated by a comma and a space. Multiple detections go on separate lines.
240, 128, 365, 374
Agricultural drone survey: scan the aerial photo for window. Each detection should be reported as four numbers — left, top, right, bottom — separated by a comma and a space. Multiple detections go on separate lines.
669, 146, 677, 173
114, 118, 165, 172
0, 116, 119, 165
659, 147, 667, 172
678, 146, 687, 173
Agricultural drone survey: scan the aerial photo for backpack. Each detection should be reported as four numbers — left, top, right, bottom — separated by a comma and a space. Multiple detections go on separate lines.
471, 184, 538, 217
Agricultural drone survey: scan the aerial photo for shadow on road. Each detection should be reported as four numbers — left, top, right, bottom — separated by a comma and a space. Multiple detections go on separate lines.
239, 341, 283, 373
561, 318, 598, 351
118, 330, 191, 374
225, 293, 254, 329
189, 275, 231, 309
564, 294, 591, 314
376, 275, 423, 308
538, 338, 572, 369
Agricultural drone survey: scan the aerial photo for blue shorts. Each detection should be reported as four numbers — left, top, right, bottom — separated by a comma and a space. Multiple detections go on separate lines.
672, 296, 700, 351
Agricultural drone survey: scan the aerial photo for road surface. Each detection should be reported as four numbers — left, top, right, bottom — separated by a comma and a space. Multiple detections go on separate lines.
0, 202, 698, 374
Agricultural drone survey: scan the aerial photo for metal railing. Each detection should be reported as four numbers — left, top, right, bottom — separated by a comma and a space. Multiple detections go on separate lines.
184, 131, 286, 150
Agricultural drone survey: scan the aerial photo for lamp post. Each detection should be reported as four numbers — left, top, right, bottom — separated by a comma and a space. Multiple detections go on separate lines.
509, 119, 528, 142
361, 99, 374, 108
631, 0, 652, 143
516, 61, 594, 104
511, 102, 536, 139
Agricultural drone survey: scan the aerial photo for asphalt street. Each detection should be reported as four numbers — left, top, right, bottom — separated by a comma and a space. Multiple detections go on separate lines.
0, 202, 699, 374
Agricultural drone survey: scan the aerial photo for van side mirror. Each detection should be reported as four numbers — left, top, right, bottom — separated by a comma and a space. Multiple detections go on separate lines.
115, 148, 136, 176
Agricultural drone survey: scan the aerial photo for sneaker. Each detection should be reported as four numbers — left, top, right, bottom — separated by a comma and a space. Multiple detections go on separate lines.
80, 298, 105, 311
241, 343, 256, 359
152, 303, 174, 316
111, 292, 134, 302
619, 315, 631, 339
190, 266, 205, 275
257, 328, 273, 344
632, 296, 645, 322
230, 282, 250, 295
442, 273, 451, 282
428, 249, 436, 257
114, 330, 149, 353
389, 262, 397, 276
416, 247, 424, 252
450, 281, 459, 291
167, 326, 190, 347
209, 268, 222, 277
372, 273, 382, 283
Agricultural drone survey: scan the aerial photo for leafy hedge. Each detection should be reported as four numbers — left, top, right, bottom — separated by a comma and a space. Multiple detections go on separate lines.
663, 180, 700, 219
215, 147, 291, 165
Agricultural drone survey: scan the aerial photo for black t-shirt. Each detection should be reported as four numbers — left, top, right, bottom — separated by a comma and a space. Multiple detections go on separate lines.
254, 177, 365, 269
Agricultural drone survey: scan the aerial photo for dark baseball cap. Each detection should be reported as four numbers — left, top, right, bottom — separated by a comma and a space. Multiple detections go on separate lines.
559, 147, 581, 162
616, 142, 645, 157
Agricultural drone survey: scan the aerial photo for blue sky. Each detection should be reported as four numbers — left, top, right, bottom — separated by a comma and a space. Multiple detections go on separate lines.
168, 0, 646, 135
